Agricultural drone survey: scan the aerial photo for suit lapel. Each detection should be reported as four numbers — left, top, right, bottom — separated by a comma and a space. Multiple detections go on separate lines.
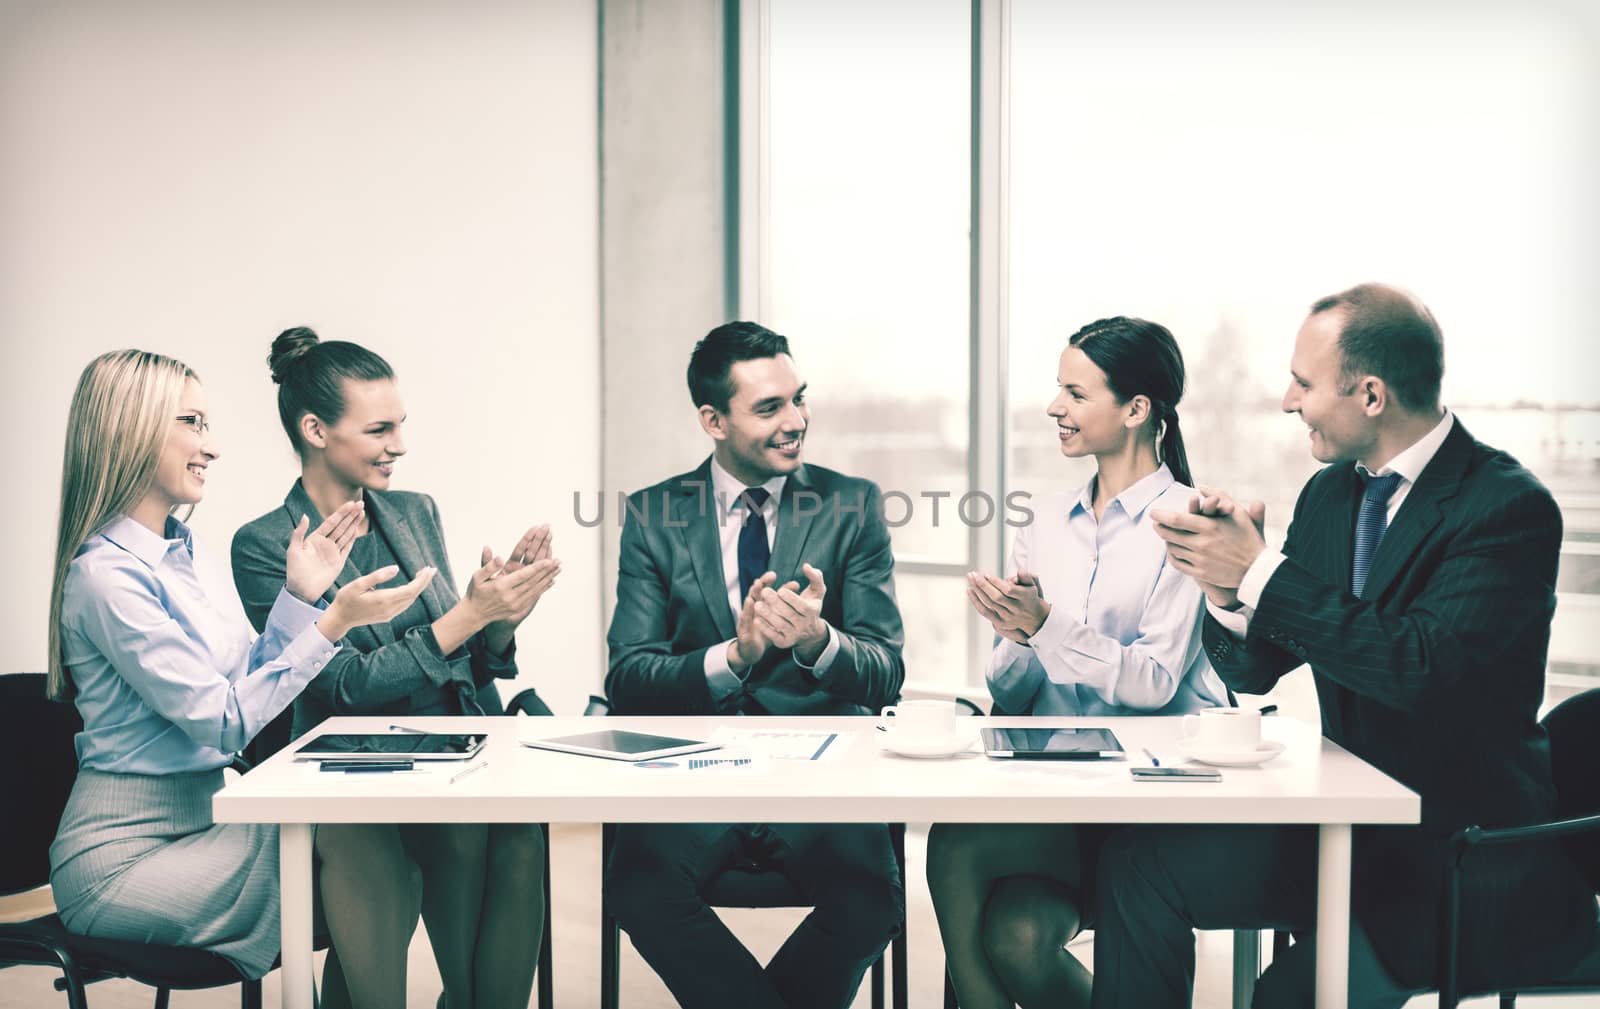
1327, 467, 1358, 595
767, 465, 819, 589
678, 461, 737, 640
364, 491, 448, 621
1358, 421, 1470, 601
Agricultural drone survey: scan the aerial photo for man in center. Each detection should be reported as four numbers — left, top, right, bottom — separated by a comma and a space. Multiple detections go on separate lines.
603, 321, 907, 1009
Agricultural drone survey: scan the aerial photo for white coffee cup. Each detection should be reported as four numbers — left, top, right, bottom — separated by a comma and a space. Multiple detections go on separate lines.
879, 699, 957, 740
1180, 707, 1262, 753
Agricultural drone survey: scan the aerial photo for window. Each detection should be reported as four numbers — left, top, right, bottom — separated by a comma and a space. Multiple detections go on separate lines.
762, 0, 975, 685
754, 0, 1600, 692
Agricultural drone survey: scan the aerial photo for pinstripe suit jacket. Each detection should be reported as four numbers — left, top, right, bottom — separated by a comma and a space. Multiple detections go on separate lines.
1202, 420, 1595, 988
232, 482, 513, 741
605, 458, 905, 716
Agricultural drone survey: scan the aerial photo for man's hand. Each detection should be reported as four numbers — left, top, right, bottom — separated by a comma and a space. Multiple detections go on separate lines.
966, 570, 1050, 642
729, 572, 779, 672
1151, 485, 1267, 593
755, 563, 829, 664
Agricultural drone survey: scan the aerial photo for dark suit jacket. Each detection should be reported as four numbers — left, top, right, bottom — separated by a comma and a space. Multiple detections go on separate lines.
606, 459, 905, 716
1202, 419, 1595, 988
232, 482, 513, 741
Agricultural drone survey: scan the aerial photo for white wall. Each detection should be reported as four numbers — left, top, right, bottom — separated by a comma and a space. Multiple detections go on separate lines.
0, 0, 603, 715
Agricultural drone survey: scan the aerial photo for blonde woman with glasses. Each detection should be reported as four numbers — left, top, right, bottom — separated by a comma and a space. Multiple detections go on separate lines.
46, 350, 432, 980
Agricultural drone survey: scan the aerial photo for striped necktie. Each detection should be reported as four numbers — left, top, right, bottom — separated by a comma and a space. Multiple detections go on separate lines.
1352, 471, 1404, 598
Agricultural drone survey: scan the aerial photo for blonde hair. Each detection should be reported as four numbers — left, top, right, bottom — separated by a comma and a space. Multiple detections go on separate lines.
48, 350, 198, 700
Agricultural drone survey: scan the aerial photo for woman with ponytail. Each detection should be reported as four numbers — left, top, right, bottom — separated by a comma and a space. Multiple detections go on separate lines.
47, 350, 431, 979
927, 317, 1228, 1009
232, 327, 557, 1009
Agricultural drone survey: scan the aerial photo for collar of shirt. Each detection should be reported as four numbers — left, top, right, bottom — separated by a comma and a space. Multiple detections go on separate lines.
1070, 463, 1177, 522
709, 454, 786, 523
97, 513, 194, 568
1355, 409, 1455, 483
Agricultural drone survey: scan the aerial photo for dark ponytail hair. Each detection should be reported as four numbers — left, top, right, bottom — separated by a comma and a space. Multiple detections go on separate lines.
1067, 316, 1194, 488
268, 326, 395, 453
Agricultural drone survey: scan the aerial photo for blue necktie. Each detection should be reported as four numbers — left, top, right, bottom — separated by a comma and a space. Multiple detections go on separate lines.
736, 487, 771, 602
1352, 472, 1404, 598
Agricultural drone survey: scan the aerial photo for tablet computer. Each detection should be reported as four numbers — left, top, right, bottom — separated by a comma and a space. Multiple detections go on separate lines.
980, 727, 1126, 760
519, 729, 719, 762
293, 732, 486, 762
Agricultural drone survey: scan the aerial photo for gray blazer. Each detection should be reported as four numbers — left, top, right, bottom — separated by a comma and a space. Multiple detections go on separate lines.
605, 458, 905, 716
232, 482, 513, 740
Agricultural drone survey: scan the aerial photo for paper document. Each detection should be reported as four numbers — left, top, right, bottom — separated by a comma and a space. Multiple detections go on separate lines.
709, 727, 855, 761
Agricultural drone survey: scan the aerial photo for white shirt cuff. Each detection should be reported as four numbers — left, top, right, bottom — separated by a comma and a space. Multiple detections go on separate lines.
793, 623, 840, 680
1206, 599, 1252, 639
1237, 550, 1288, 610
704, 639, 746, 702
1023, 602, 1071, 657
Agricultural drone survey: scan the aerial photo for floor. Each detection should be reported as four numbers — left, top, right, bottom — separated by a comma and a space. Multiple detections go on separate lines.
3, 823, 1595, 1008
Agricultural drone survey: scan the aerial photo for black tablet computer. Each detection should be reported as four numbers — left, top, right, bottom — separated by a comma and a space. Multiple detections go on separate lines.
980, 727, 1126, 759
293, 732, 486, 762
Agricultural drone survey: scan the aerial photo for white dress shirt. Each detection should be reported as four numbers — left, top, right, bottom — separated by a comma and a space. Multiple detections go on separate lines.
702, 455, 840, 700
987, 465, 1230, 716
61, 514, 338, 774
1210, 410, 1456, 636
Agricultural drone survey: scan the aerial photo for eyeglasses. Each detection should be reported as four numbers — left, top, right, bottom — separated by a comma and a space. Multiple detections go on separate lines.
176, 414, 211, 435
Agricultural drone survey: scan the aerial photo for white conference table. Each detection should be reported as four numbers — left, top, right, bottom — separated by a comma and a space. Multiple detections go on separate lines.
213, 714, 1418, 1009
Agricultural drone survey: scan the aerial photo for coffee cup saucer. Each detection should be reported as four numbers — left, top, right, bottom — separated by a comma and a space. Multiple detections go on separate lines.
1176, 738, 1287, 766
877, 728, 980, 759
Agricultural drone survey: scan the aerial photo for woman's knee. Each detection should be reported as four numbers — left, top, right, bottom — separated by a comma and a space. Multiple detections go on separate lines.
406, 822, 488, 870
316, 824, 409, 878
925, 823, 991, 882
981, 876, 1082, 978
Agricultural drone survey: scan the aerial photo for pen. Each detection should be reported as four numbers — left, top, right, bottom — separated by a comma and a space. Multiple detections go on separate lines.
1142, 747, 1160, 767
389, 723, 430, 734
450, 761, 489, 784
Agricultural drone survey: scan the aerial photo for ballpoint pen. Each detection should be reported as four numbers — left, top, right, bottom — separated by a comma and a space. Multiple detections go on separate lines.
389, 724, 430, 734
1142, 747, 1161, 767
450, 761, 489, 784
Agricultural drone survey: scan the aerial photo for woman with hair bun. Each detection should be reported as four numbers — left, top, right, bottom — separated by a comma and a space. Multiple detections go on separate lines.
48, 349, 431, 979
927, 317, 1230, 1009
232, 327, 557, 1009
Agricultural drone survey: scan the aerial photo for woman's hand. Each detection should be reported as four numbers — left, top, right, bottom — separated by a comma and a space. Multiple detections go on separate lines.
283, 502, 365, 603
318, 564, 436, 642
467, 548, 561, 629
966, 570, 1051, 642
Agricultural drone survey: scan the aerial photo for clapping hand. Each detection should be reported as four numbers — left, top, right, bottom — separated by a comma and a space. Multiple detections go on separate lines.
754, 563, 829, 663
319, 564, 436, 642
1151, 485, 1267, 608
729, 572, 779, 672
284, 501, 365, 604
486, 524, 561, 626
967, 570, 1050, 642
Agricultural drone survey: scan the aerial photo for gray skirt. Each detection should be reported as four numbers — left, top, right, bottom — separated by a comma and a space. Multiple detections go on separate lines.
49, 768, 281, 978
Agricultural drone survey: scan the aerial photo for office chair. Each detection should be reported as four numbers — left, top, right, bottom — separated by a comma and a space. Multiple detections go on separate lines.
0, 672, 269, 1009
1440, 687, 1600, 1009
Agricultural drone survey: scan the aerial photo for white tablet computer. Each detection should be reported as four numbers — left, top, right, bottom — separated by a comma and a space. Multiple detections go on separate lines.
980, 727, 1126, 760
520, 729, 720, 762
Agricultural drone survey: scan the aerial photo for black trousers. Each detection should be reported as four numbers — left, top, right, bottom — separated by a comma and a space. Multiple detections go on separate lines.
1089, 824, 1418, 1009
604, 822, 904, 1009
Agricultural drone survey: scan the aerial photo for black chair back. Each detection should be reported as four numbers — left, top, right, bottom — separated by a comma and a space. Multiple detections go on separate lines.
1543, 687, 1600, 891
0, 673, 82, 896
